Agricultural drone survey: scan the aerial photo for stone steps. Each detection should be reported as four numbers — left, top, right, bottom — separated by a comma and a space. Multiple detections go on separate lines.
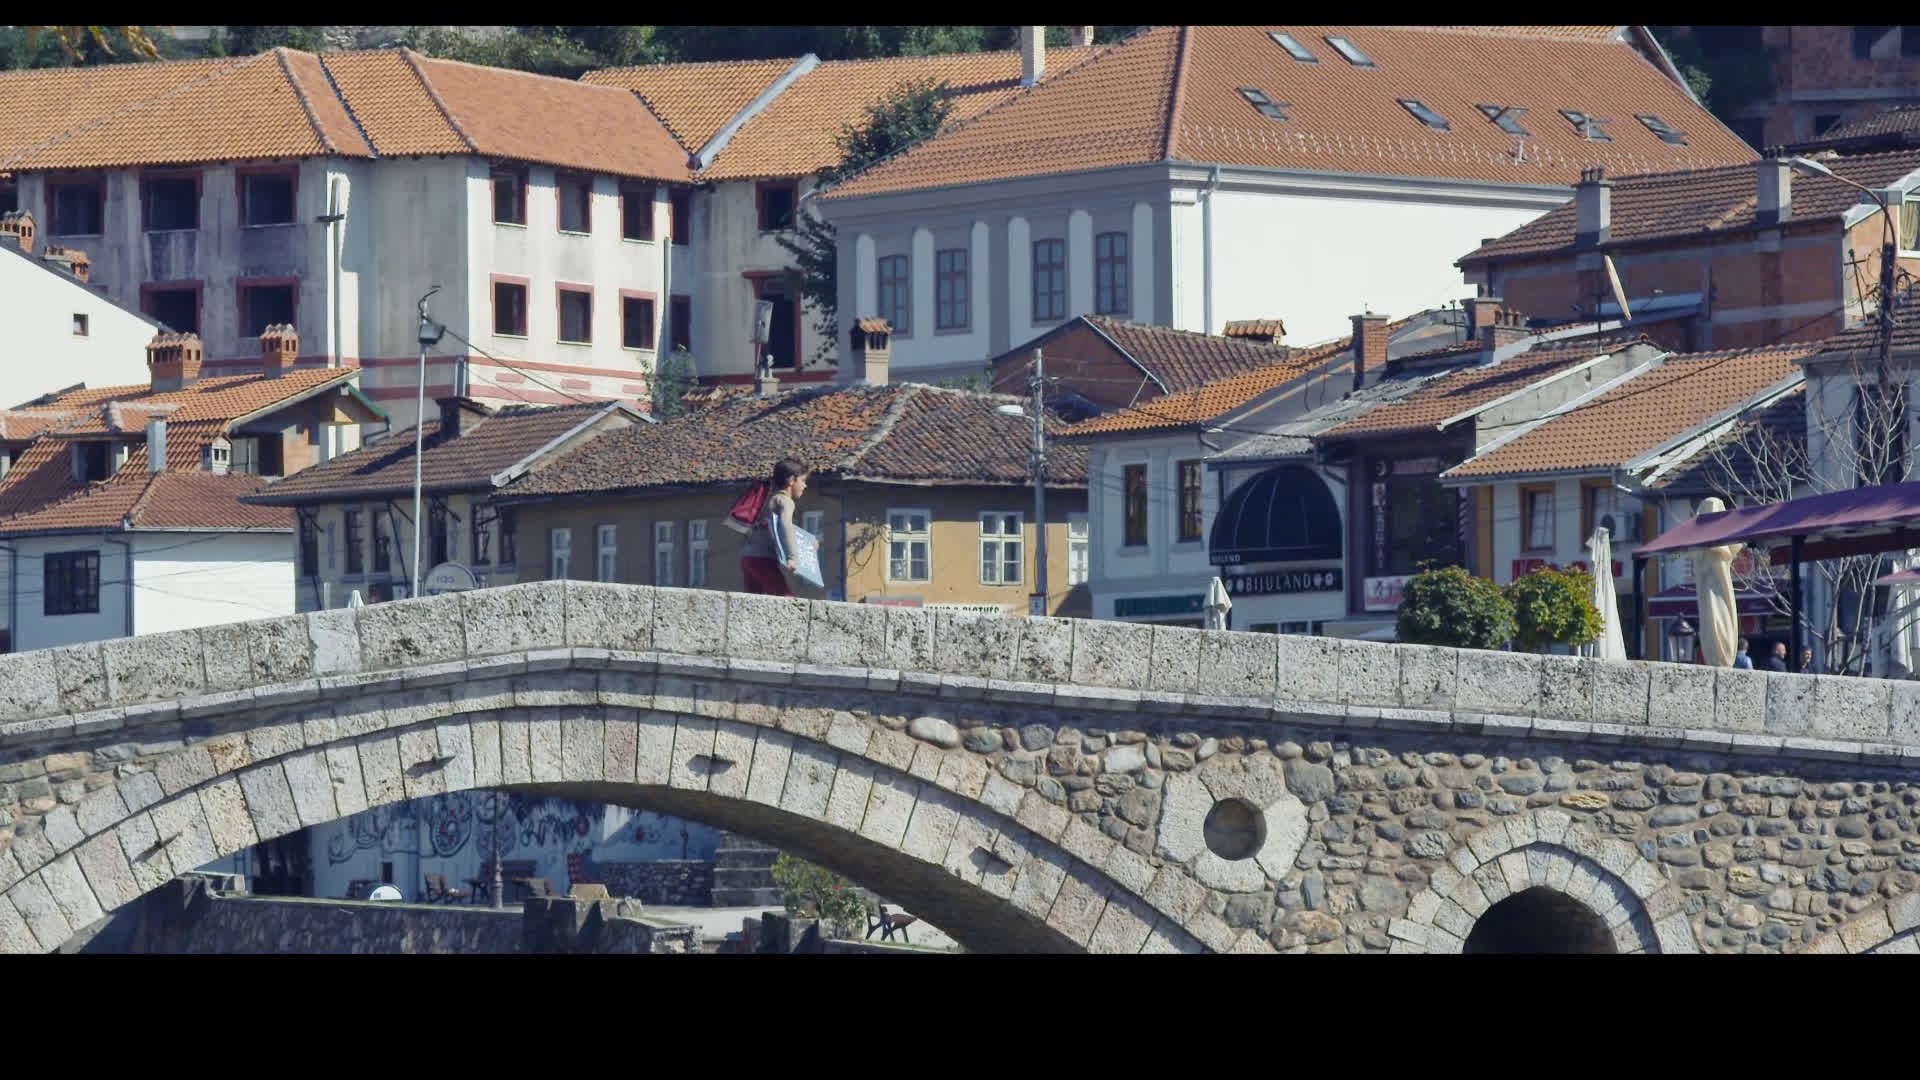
709, 831, 782, 908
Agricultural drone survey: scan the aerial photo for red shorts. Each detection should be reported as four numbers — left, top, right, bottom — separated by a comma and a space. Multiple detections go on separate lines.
741, 556, 791, 596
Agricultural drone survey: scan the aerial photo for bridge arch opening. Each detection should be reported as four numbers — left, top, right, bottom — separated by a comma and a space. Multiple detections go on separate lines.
1462, 887, 1617, 955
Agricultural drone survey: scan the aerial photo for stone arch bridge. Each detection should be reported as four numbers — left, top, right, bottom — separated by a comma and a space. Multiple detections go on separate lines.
1, 582, 1917, 954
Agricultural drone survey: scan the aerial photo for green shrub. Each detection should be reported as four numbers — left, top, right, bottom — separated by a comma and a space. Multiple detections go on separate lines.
1395, 564, 1515, 651
770, 852, 872, 939
1504, 566, 1601, 652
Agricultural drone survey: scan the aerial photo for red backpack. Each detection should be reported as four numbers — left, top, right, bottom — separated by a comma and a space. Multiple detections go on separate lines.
725, 480, 770, 535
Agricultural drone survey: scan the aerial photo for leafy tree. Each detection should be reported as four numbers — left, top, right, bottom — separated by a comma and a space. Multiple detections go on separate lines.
6, 25, 172, 68
642, 345, 703, 421
1503, 566, 1601, 653
770, 852, 872, 939
219, 26, 331, 55
776, 78, 954, 363
1395, 564, 1515, 651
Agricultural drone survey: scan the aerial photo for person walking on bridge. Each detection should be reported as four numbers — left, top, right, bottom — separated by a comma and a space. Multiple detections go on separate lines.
740, 458, 808, 596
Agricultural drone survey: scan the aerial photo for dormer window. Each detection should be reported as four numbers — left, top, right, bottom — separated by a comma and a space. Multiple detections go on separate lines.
71, 441, 121, 482
207, 437, 231, 475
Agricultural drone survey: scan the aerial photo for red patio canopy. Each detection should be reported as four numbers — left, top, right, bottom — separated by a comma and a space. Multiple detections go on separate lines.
1636, 481, 1920, 563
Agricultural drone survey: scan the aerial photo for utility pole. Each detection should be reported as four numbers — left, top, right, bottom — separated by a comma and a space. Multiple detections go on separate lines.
1028, 348, 1048, 617
413, 286, 444, 600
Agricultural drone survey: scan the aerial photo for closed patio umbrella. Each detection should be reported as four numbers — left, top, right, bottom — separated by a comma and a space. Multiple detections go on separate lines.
1205, 577, 1232, 631
1586, 526, 1627, 661
1688, 497, 1743, 667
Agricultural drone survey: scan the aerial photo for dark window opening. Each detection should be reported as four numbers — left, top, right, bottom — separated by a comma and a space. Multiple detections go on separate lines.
557, 174, 591, 233
559, 289, 592, 343
242, 172, 295, 227
144, 288, 199, 335
1238, 86, 1288, 120
241, 284, 294, 338
1095, 231, 1128, 316
43, 550, 101, 616
472, 502, 495, 567
1371, 471, 1463, 577
669, 296, 692, 353
935, 248, 969, 330
1032, 238, 1066, 322
1853, 26, 1897, 60
1635, 113, 1688, 146
1123, 463, 1148, 547
1904, 27, 1920, 58
669, 188, 690, 245
1814, 114, 1842, 135
1477, 104, 1530, 136
758, 183, 796, 231
1463, 888, 1618, 954
1560, 109, 1611, 141
50, 182, 104, 235
429, 502, 450, 566
494, 281, 528, 336
499, 508, 518, 565
877, 254, 910, 335
1269, 32, 1316, 62
621, 183, 655, 241
299, 515, 320, 577
756, 280, 797, 371
1732, 117, 1766, 149
143, 176, 198, 231
492, 166, 528, 225
255, 435, 284, 478
1399, 99, 1450, 131
1324, 35, 1373, 67
373, 512, 392, 573
1177, 460, 1203, 541
344, 509, 364, 575
78, 441, 113, 482
0, 178, 16, 215
623, 295, 656, 350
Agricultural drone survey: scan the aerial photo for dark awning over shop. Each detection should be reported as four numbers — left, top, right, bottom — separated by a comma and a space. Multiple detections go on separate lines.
1209, 465, 1342, 567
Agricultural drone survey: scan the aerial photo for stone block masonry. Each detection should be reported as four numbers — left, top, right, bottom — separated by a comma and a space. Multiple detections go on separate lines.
1, 580, 1917, 956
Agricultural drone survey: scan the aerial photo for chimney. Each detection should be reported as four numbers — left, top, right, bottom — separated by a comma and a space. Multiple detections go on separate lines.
1574, 167, 1611, 249
1755, 158, 1793, 226
1351, 311, 1389, 392
1068, 26, 1094, 47
0, 210, 34, 254
145, 419, 167, 474
146, 332, 204, 393
1019, 26, 1045, 86
846, 317, 892, 387
1483, 306, 1533, 349
260, 323, 298, 378
436, 397, 491, 439
41, 243, 89, 283
1465, 297, 1503, 340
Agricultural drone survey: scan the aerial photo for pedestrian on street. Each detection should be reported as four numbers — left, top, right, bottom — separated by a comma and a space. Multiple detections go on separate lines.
1765, 642, 1789, 672
1733, 638, 1753, 670
740, 458, 808, 596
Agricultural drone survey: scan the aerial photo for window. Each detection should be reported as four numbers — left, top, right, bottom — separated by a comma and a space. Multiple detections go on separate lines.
887, 509, 930, 582
1899, 198, 1919, 252
1238, 87, 1287, 120
1032, 238, 1066, 322
142, 175, 198, 231
557, 174, 591, 233
0, 178, 15, 215
877, 254, 910, 335
49, 181, 104, 235
428, 502, 450, 566
73, 441, 114, 482
550, 528, 572, 579
621, 183, 655, 241
373, 510, 393, 573
1123, 463, 1148, 547
935, 248, 969, 330
669, 188, 690, 245
651, 522, 672, 586
1559, 110, 1611, 141
299, 515, 319, 577
325, 521, 337, 572
471, 502, 495, 567
1067, 513, 1089, 586
758, 182, 796, 231
72, 313, 89, 337
1373, 472, 1462, 577
1477, 104, 1529, 137
1814, 114, 1842, 136
344, 509, 365, 575
1095, 231, 1128, 316
558, 287, 592, 343
492, 166, 528, 225
240, 283, 295, 337
43, 551, 100, 616
500, 509, 518, 565
1521, 485, 1554, 551
623, 295, 656, 350
1177, 460, 1203, 541
144, 287, 199, 335
1398, 99, 1450, 131
241, 171, 295, 227
209, 439, 230, 473
589, 524, 614, 583
1324, 35, 1373, 67
493, 280, 528, 337
1269, 32, 1316, 62
979, 512, 1023, 585
687, 520, 709, 588
669, 296, 692, 353
1853, 26, 1897, 59
801, 510, 825, 540
1581, 481, 1615, 543
1635, 113, 1688, 146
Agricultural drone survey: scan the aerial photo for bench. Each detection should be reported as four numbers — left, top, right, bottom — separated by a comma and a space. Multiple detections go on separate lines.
866, 903, 918, 944
423, 872, 469, 904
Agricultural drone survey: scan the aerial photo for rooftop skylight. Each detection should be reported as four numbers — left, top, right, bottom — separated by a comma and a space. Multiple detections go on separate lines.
1399, 99, 1450, 131
1477, 104, 1530, 137
1560, 109, 1611, 141
1269, 32, 1317, 62
1324, 35, 1373, 67
1239, 87, 1288, 120
1635, 113, 1688, 146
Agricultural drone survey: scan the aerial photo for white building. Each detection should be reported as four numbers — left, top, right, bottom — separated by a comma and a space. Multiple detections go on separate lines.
0, 47, 694, 433
0, 214, 162, 409
815, 25, 1755, 384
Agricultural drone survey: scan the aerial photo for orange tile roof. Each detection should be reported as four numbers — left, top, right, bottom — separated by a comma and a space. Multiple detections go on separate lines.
822, 26, 1753, 200
1442, 343, 1816, 480
1317, 339, 1617, 440
582, 57, 796, 152
1, 48, 692, 182
1224, 319, 1287, 339
1463, 148, 1920, 261
1062, 334, 1358, 438
697, 47, 1098, 181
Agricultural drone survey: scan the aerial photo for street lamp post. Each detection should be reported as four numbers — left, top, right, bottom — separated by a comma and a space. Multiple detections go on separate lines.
998, 349, 1049, 617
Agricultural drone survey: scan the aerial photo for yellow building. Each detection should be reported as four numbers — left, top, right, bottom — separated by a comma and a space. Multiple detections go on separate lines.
497, 381, 1090, 616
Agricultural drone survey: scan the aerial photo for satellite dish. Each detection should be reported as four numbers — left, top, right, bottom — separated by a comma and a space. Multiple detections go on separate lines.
369, 885, 403, 902
1603, 255, 1632, 322
423, 562, 478, 595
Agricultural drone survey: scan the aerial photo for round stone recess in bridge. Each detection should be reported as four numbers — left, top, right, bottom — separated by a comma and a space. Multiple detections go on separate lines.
1158, 753, 1308, 892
